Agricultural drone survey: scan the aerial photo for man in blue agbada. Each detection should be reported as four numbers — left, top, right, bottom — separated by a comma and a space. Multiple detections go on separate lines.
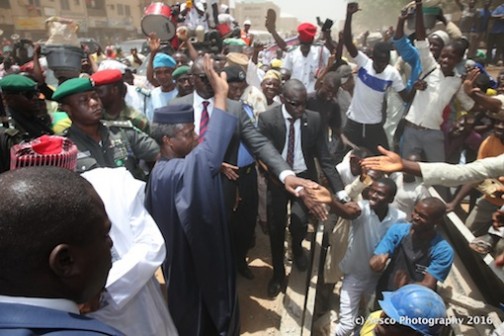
145, 55, 239, 336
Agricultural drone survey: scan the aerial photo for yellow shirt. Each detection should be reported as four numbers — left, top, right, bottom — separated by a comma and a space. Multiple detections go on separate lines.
360, 310, 382, 336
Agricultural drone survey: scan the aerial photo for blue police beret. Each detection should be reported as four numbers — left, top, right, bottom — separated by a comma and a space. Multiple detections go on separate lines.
153, 104, 194, 124
153, 53, 176, 69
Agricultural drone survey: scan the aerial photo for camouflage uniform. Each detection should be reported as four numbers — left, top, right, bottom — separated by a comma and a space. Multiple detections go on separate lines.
103, 105, 151, 134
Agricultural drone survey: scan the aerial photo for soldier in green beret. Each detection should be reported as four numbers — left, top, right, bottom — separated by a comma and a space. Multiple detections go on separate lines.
172, 65, 193, 98
53, 77, 160, 180
0, 74, 54, 172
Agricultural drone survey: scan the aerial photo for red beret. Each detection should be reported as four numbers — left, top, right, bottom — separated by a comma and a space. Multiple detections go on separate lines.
91, 69, 123, 86
297, 22, 317, 43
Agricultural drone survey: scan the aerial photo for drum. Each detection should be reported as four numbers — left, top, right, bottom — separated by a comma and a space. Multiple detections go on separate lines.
141, 2, 176, 42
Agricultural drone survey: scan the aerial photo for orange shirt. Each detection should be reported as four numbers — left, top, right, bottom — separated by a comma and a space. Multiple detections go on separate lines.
241, 29, 252, 46
477, 134, 504, 206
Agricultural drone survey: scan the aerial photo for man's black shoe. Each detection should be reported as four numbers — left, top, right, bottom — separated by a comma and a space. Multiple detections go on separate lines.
238, 265, 255, 280
293, 250, 308, 272
267, 277, 285, 297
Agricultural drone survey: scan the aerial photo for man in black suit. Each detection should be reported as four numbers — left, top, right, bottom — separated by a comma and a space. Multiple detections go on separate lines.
170, 57, 326, 214
258, 79, 347, 297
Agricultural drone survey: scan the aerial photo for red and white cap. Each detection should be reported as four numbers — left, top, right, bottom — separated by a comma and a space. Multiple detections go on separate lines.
10, 135, 78, 171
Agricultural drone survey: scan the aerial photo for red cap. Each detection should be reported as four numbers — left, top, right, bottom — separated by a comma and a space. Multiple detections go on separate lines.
10, 135, 78, 171
91, 69, 123, 86
297, 22, 317, 43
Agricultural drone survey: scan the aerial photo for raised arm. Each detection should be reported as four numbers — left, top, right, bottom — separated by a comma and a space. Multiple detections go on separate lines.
343, 2, 360, 58
415, 0, 426, 41
265, 9, 287, 51
464, 68, 502, 112
147, 33, 161, 87
394, 9, 409, 40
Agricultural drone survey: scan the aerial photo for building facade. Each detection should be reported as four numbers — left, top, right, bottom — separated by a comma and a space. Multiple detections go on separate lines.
233, 0, 299, 37
2, 0, 145, 43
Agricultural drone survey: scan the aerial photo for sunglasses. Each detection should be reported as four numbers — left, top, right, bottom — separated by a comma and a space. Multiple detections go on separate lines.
284, 98, 305, 107
192, 73, 209, 81
16, 90, 40, 100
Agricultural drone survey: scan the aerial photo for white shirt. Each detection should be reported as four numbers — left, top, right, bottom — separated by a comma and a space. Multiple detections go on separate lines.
339, 201, 406, 278
146, 86, 179, 122
406, 40, 475, 130
419, 154, 504, 187
125, 83, 146, 115
193, 92, 215, 135
184, 5, 209, 31
391, 173, 429, 221
280, 105, 307, 173
336, 151, 357, 187
347, 51, 405, 124
246, 59, 265, 90
83, 168, 178, 336
283, 45, 329, 94
0, 295, 79, 314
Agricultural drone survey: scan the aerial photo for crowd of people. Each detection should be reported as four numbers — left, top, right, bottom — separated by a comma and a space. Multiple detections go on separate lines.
1, 0, 504, 335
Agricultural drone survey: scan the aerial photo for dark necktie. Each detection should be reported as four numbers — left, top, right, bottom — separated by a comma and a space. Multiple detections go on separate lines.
286, 118, 295, 168
199, 101, 210, 143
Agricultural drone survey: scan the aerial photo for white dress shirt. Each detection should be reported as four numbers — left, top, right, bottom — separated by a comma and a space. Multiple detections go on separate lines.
280, 105, 307, 173
283, 45, 330, 94
193, 92, 215, 135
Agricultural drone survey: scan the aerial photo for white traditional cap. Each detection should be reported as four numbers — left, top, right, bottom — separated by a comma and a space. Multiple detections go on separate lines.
244, 19, 251, 26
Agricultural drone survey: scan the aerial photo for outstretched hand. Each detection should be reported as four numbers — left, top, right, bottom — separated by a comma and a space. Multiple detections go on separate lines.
361, 146, 404, 173
304, 185, 333, 204
298, 187, 329, 221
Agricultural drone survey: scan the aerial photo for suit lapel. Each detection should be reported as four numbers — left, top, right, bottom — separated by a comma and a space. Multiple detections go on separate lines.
274, 106, 287, 151
301, 113, 309, 154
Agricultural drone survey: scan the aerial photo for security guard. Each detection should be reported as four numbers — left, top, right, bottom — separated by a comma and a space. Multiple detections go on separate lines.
52, 77, 159, 180
0, 74, 54, 172
91, 69, 151, 134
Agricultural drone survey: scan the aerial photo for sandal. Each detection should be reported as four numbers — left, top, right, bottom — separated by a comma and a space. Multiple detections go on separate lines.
469, 238, 494, 255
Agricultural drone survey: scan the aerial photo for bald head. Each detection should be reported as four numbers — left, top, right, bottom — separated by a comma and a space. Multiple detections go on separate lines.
419, 197, 446, 221
0, 167, 112, 303
191, 57, 205, 73
282, 78, 306, 96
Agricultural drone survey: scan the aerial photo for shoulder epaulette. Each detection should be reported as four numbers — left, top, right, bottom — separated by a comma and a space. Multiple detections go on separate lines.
102, 120, 134, 128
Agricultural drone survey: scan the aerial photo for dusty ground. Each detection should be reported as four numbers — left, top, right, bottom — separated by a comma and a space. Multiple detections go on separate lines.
237, 226, 284, 336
